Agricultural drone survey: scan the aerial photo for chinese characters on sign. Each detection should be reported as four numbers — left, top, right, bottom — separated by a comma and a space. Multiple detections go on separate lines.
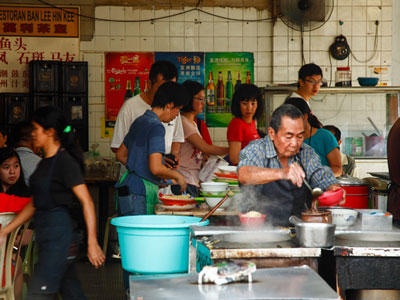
0, 6, 79, 92
0, 36, 79, 92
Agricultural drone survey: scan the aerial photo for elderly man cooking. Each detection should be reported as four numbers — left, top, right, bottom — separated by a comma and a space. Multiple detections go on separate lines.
237, 104, 341, 226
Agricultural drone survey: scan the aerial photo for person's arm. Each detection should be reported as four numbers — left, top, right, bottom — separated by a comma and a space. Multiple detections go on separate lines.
228, 141, 242, 165
116, 143, 128, 166
72, 184, 105, 268
186, 133, 228, 156
238, 163, 306, 188
0, 200, 35, 246
326, 147, 342, 177
149, 153, 187, 192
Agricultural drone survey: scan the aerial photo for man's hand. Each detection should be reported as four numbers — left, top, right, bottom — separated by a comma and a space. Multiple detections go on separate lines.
165, 153, 180, 169
280, 162, 305, 187
327, 184, 346, 205
175, 173, 187, 193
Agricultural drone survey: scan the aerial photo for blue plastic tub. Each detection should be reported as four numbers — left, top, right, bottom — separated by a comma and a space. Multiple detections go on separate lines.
111, 215, 209, 274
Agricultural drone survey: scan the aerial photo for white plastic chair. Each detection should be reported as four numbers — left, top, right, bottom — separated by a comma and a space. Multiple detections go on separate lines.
0, 212, 23, 300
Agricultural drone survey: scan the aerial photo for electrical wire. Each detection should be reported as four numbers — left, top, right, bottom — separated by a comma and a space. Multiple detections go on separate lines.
300, 27, 306, 65
34, 0, 273, 23
350, 21, 379, 63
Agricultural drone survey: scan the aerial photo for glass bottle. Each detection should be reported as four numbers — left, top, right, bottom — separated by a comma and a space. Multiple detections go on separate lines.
246, 71, 251, 84
124, 80, 133, 101
216, 71, 225, 111
143, 79, 149, 93
225, 70, 233, 112
234, 71, 242, 92
206, 72, 216, 112
134, 76, 141, 95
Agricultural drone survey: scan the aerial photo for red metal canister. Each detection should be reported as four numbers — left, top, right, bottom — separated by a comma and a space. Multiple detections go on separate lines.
336, 175, 370, 209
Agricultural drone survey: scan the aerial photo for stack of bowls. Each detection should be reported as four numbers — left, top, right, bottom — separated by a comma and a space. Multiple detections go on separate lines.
214, 166, 240, 191
200, 182, 232, 210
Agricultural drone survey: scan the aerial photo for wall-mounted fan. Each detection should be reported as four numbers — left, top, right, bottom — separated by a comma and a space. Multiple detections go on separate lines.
277, 0, 334, 32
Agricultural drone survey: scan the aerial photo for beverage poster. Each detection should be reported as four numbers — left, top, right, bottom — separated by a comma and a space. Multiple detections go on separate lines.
104, 52, 154, 121
155, 52, 205, 120
204, 52, 254, 127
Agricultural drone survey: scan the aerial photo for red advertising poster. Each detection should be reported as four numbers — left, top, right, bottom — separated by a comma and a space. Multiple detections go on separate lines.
105, 52, 154, 121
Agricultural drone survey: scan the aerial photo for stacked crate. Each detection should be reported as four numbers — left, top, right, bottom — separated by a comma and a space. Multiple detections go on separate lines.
29, 60, 89, 151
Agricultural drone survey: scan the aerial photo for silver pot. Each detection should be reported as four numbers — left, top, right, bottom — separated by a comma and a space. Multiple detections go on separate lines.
289, 216, 336, 248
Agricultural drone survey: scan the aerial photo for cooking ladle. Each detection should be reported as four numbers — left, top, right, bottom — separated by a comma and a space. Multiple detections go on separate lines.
303, 178, 323, 212
200, 190, 234, 222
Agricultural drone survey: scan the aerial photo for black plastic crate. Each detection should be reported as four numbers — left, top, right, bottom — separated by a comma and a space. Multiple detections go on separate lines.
32, 93, 60, 112
71, 124, 88, 152
29, 60, 61, 93
60, 94, 88, 125
62, 62, 88, 94
0, 93, 30, 124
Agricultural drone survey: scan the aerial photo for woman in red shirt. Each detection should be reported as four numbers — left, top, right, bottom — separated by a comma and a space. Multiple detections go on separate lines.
227, 84, 264, 165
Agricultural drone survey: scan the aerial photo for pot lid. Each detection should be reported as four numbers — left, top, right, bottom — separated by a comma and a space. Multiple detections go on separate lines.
336, 175, 369, 186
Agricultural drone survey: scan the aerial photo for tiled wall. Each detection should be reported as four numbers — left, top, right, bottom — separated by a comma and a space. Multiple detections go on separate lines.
81, 1, 392, 157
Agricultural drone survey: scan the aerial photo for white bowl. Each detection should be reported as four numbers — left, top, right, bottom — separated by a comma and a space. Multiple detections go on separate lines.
205, 196, 232, 209
327, 208, 358, 228
218, 166, 237, 175
200, 182, 228, 192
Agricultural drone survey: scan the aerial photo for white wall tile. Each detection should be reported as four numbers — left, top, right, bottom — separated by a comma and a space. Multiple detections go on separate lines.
169, 9, 185, 22
199, 22, 214, 37
125, 22, 140, 36
213, 22, 228, 36
198, 7, 213, 22
257, 51, 271, 67
139, 10, 155, 21
110, 22, 125, 36
338, 7, 352, 21
273, 51, 288, 66
367, 6, 382, 20
94, 36, 110, 51
243, 8, 257, 20
258, 37, 271, 52
185, 22, 199, 36
228, 37, 243, 51
154, 9, 170, 19
110, 6, 125, 20
228, 8, 243, 20
184, 8, 199, 22
95, 20, 110, 36
155, 22, 170, 36
213, 37, 228, 51
170, 37, 184, 51
125, 37, 140, 51
155, 37, 170, 51
242, 22, 257, 37
213, 7, 228, 22
382, 6, 392, 21
352, 21, 367, 36
95, 6, 110, 19
184, 37, 199, 51
353, 6, 367, 20
199, 37, 213, 51
139, 37, 155, 51
110, 37, 125, 51
228, 22, 243, 37
139, 22, 155, 36
243, 37, 258, 52
273, 36, 287, 52
170, 22, 185, 36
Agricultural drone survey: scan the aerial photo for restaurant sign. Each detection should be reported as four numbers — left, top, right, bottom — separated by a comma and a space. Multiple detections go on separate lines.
0, 5, 79, 37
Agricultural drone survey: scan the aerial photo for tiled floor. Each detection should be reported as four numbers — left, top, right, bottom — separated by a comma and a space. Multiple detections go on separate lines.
76, 258, 125, 300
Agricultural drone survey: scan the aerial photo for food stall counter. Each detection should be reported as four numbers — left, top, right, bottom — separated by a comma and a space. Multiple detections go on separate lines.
129, 265, 339, 300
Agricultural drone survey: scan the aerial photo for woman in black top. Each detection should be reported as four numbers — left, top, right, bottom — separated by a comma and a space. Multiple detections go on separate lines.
0, 106, 104, 299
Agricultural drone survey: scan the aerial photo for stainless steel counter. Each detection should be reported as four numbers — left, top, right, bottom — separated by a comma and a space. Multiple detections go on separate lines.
129, 266, 340, 300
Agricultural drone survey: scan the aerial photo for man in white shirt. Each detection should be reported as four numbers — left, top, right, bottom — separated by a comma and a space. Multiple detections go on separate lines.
111, 60, 184, 166
13, 121, 42, 185
290, 63, 324, 107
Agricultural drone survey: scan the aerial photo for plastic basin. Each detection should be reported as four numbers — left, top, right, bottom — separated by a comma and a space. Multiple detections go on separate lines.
111, 215, 209, 274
